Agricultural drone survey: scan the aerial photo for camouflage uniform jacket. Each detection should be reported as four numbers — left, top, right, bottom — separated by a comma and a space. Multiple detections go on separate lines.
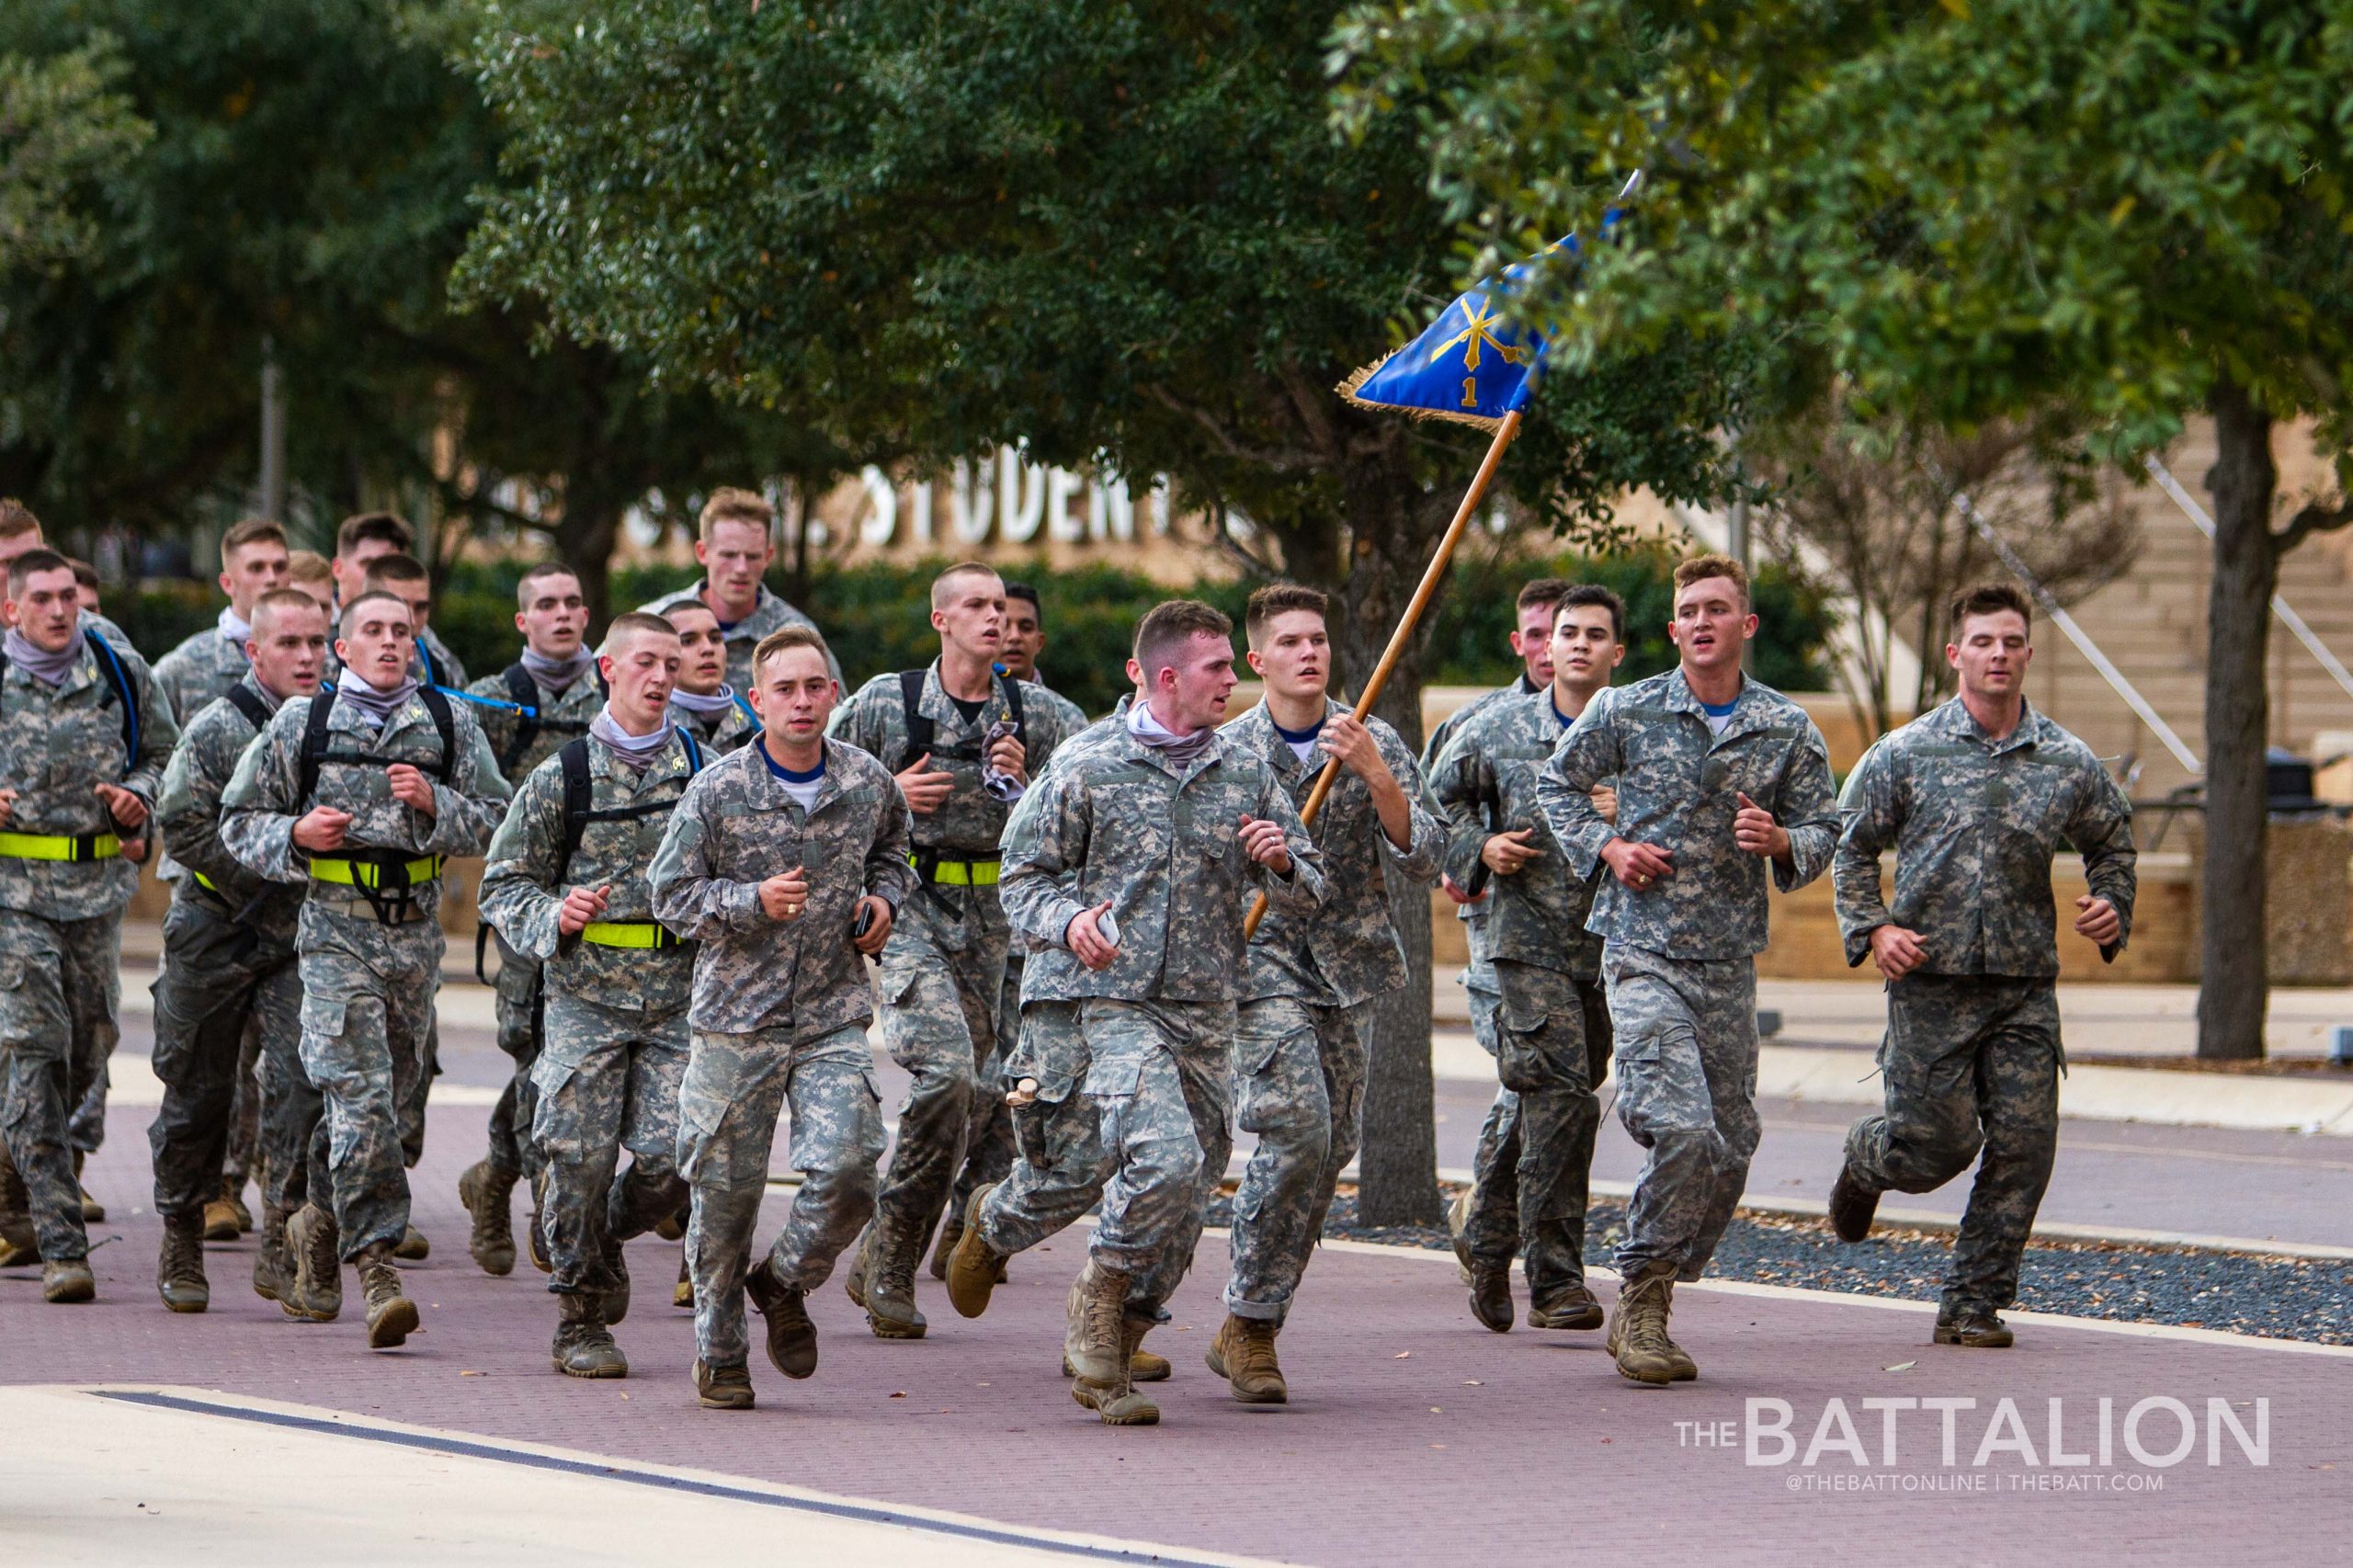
1226, 698, 1441, 1007
153, 623, 249, 726
1431, 688, 1606, 979
0, 634, 177, 921
1835, 697, 2137, 977
647, 736, 915, 1036
218, 687, 511, 936
999, 695, 1325, 1006
1419, 675, 1537, 937
461, 662, 606, 784
669, 694, 759, 755
156, 674, 306, 949
1540, 668, 1838, 960
478, 731, 705, 1012
637, 581, 838, 688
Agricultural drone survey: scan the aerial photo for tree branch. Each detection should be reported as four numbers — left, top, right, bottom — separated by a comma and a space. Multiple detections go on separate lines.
1141, 385, 1323, 475
2274, 497, 2353, 554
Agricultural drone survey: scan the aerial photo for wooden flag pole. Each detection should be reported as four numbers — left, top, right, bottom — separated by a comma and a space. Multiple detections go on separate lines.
1244, 408, 1524, 938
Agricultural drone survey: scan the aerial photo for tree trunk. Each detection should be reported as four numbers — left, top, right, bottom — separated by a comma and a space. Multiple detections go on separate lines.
1339, 446, 1449, 1229
2197, 379, 2276, 1061
551, 477, 626, 630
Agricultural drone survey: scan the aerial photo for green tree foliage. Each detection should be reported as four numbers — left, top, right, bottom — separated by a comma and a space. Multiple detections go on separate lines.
1340, 0, 2353, 1059
0, 36, 148, 278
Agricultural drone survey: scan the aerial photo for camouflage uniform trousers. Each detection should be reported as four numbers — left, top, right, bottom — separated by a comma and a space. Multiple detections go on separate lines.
871, 915, 1004, 1247
484, 937, 545, 1185
679, 1021, 885, 1368
0, 907, 122, 1260
1462, 960, 1612, 1303
145, 899, 302, 1220
947, 953, 1027, 1226
1603, 943, 1761, 1282
296, 913, 442, 1259
1843, 974, 2063, 1316
531, 988, 689, 1298
975, 998, 1233, 1319
1222, 994, 1371, 1323
222, 1017, 263, 1192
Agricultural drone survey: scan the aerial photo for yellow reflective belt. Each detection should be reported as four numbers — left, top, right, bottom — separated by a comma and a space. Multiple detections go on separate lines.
916, 856, 1000, 886
0, 831, 120, 862
309, 854, 443, 889
580, 921, 678, 949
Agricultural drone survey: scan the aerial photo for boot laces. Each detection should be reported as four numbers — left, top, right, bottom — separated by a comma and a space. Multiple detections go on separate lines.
1239, 1319, 1280, 1377
1085, 1267, 1126, 1356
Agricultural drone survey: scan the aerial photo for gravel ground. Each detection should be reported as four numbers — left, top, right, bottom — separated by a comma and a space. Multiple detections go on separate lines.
1208, 1193, 2353, 1346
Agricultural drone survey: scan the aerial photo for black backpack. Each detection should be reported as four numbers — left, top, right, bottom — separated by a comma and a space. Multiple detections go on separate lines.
222, 684, 271, 731
0, 627, 142, 779
298, 683, 458, 807
552, 728, 706, 883
494, 661, 604, 775
895, 666, 1024, 771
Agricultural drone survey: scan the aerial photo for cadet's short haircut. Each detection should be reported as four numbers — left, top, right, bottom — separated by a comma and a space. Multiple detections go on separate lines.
1949, 581, 2034, 638
1004, 582, 1041, 612
287, 550, 333, 588
338, 588, 412, 634
1555, 584, 1627, 643
68, 558, 98, 592
0, 499, 40, 542
7, 547, 71, 594
1132, 599, 1233, 683
662, 599, 720, 631
600, 611, 680, 656
699, 486, 775, 545
335, 511, 414, 558
1245, 583, 1329, 646
516, 560, 583, 608
362, 552, 430, 589
221, 518, 288, 566
752, 623, 833, 679
930, 561, 1002, 610
252, 586, 327, 629
1673, 551, 1749, 608
1516, 577, 1574, 615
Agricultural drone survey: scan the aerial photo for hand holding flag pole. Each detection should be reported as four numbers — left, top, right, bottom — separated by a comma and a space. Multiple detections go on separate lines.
1241, 204, 1620, 937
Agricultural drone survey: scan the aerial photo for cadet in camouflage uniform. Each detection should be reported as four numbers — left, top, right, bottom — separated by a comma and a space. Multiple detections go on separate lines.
1826, 584, 2136, 1349
1540, 554, 1838, 1385
637, 486, 838, 689
1433, 586, 1625, 1337
326, 515, 471, 689
0, 550, 177, 1302
480, 613, 710, 1379
647, 624, 914, 1411
937, 579, 1089, 1276
945, 600, 1323, 1427
148, 589, 328, 1313
1209, 585, 1440, 1403
456, 563, 604, 1278
222, 589, 511, 1349
830, 563, 1075, 1339
661, 599, 760, 755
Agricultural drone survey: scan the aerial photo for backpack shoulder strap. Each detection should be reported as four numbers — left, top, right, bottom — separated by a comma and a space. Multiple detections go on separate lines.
555, 738, 592, 885
897, 667, 932, 772
998, 669, 1025, 734
678, 727, 704, 775
500, 662, 540, 772
223, 684, 270, 731
84, 628, 139, 778
415, 636, 442, 688
418, 685, 458, 782
298, 687, 337, 806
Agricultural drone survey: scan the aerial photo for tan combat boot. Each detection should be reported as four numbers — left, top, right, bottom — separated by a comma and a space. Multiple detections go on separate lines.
282, 1202, 343, 1322
1606, 1261, 1682, 1386
673, 1248, 694, 1310
253, 1202, 292, 1303
693, 1357, 754, 1410
1063, 1257, 1132, 1387
202, 1175, 243, 1243
928, 1212, 962, 1281
156, 1210, 210, 1312
552, 1291, 629, 1379
859, 1219, 928, 1340
1205, 1312, 1288, 1404
42, 1257, 96, 1302
945, 1184, 1010, 1319
1073, 1315, 1161, 1426
459, 1160, 518, 1276
393, 1224, 430, 1261
744, 1259, 819, 1379
357, 1241, 419, 1348
1063, 1328, 1172, 1382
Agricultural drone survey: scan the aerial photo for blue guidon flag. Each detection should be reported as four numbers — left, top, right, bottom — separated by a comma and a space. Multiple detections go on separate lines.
1337, 233, 1586, 431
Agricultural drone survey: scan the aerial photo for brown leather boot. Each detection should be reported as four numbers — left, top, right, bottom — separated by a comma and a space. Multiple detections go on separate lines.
1063, 1257, 1132, 1387
1528, 1282, 1605, 1331
945, 1184, 1009, 1319
156, 1210, 209, 1312
1072, 1315, 1161, 1426
253, 1203, 292, 1303
1205, 1312, 1288, 1404
744, 1259, 818, 1379
859, 1218, 927, 1340
459, 1161, 518, 1276
357, 1242, 419, 1348
694, 1357, 754, 1410
283, 1202, 343, 1322
1606, 1262, 1681, 1385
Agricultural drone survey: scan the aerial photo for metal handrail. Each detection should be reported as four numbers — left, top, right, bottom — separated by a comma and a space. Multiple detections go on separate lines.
2144, 452, 2353, 703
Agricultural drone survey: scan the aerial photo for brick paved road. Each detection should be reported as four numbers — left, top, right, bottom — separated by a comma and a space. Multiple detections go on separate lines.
6, 1088, 2347, 1566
